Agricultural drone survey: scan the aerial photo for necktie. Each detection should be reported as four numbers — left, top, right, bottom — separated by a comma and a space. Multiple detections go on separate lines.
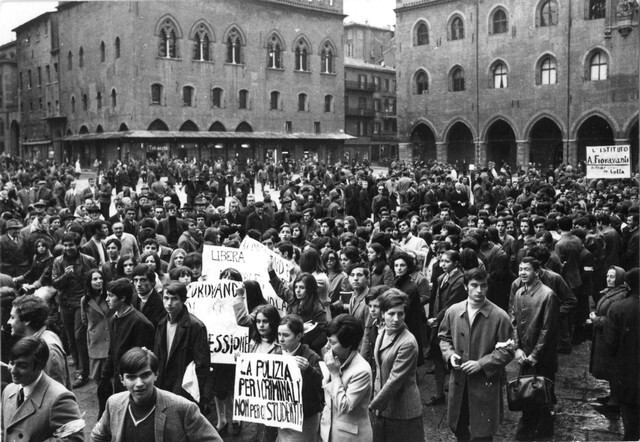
440, 273, 450, 289
17, 388, 24, 407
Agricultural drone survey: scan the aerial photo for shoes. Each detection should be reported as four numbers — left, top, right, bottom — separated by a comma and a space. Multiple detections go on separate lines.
425, 395, 445, 406
216, 422, 228, 435
232, 422, 242, 436
72, 374, 89, 388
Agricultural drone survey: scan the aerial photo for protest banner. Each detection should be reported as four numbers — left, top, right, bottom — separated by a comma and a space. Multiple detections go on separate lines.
586, 145, 631, 179
202, 244, 287, 312
233, 353, 303, 431
186, 280, 250, 364
240, 236, 294, 284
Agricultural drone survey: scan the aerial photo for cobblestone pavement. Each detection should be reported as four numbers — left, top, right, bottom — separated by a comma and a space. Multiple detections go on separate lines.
73, 339, 623, 441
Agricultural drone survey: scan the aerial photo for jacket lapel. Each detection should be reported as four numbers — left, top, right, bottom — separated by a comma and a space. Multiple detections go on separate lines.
168, 312, 190, 362
8, 375, 49, 428
154, 390, 167, 442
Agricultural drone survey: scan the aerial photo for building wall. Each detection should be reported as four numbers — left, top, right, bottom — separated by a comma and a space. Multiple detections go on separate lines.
57, 0, 345, 136
344, 22, 395, 65
396, 0, 639, 169
0, 42, 18, 155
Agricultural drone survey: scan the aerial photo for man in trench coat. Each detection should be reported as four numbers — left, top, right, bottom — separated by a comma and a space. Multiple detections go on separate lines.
439, 267, 514, 440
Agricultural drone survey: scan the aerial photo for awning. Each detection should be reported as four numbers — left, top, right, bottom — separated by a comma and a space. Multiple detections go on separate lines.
62, 130, 356, 142
22, 139, 52, 146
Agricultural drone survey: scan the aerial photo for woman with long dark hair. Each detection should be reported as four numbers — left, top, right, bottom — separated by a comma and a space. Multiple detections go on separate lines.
270, 271, 328, 354
140, 251, 168, 290
392, 253, 425, 366
15, 238, 54, 293
115, 254, 137, 280
299, 248, 331, 319
367, 243, 394, 288
80, 269, 112, 417
322, 249, 347, 309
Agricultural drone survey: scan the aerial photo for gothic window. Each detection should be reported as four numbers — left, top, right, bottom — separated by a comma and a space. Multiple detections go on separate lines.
540, 1, 558, 26
159, 19, 178, 58
588, 0, 606, 19
451, 17, 464, 40
415, 71, 429, 94
212, 88, 223, 108
451, 67, 465, 91
239, 89, 249, 109
589, 50, 607, 80
295, 39, 309, 71
111, 89, 117, 107
183, 86, 194, 106
270, 91, 280, 110
492, 9, 508, 34
415, 22, 429, 45
298, 93, 308, 111
492, 62, 508, 88
540, 56, 557, 84
226, 27, 243, 64
267, 35, 283, 69
193, 25, 211, 61
321, 42, 334, 73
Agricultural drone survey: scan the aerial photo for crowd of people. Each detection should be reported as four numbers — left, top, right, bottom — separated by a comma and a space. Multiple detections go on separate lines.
0, 154, 638, 441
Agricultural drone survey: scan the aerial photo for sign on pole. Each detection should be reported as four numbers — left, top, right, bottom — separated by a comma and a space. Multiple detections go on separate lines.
586, 145, 631, 179
233, 353, 304, 431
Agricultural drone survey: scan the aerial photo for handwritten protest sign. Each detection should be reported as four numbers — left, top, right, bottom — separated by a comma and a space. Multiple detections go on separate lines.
202, 244, 287, 312
186, 280, 250, 364
586, 145, 631, 179
233, 353, 303, 431
240, 237, 294, 284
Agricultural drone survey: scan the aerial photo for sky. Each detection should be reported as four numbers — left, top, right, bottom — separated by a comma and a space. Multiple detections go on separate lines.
0, 0, 396, 46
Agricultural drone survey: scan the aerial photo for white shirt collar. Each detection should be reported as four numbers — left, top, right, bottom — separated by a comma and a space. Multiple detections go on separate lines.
23, 371, 44, 397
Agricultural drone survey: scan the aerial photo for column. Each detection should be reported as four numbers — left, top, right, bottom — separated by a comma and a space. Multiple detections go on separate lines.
516, 140, 530, 171
475, 140, 486, 168
436, 141, 447, 163
565, 139, 577, 166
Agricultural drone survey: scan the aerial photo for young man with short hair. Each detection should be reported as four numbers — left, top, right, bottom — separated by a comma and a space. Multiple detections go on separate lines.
131, 264, 165, 328
100, 278, 155, 395
439, 268, 514, 440
92, 347, 221, 441
2, 337, 83, 441
153, 282, 209, 407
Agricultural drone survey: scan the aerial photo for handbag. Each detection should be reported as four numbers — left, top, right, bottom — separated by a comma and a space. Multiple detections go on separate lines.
507, 368, 556, 411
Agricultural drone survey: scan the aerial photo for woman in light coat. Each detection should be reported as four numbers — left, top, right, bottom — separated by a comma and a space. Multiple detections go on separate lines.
320, 314, 373, 441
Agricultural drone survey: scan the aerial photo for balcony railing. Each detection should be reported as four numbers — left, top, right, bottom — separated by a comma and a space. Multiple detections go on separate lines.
345, 106, 375, 117
345, 81, 377, 92
372, 132, 397, 141
382, 109, 396, 117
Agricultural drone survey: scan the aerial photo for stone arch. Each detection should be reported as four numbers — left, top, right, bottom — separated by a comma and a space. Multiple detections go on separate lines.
118, 123, 129, 131
576, 115, 615, 163
148, 119, 170, 131
223, 24, 247, 46
155, 14, 183, 38
317, 37, 337, 56
179, 120, 199, 131
291, 33, 313, 54
445, 121, 475, 166
412, 19, 431, 46
571, 110, 618, 139
236, 121, 253, 132
410, 121, 437, 162
485, 119, 517, 168
264, 29, 286, 49
79, 125, 90, 134
188, 19, 215, 42
529, 117, 564, 169
209, 121, 226, 131
96, 125, 104, 133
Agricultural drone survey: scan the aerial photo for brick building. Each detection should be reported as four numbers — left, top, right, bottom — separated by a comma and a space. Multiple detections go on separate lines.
0, 41, 19, 156
395, 0, 639, 171
12, 0, 349, 167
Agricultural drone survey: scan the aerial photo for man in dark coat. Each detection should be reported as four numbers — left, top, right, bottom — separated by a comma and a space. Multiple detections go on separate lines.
154, 282, 209, 408
605, 268, 640, 441
131, 265, 166, 329
439, 268, 514, 440
244, 201, 272, 235
0, 219, 30, 277
510, 257, 559, 440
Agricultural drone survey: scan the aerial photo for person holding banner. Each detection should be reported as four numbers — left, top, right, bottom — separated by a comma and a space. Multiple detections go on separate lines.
270, 271, 328, 355
320, 314, 373, 442
277, 314, 324, 441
